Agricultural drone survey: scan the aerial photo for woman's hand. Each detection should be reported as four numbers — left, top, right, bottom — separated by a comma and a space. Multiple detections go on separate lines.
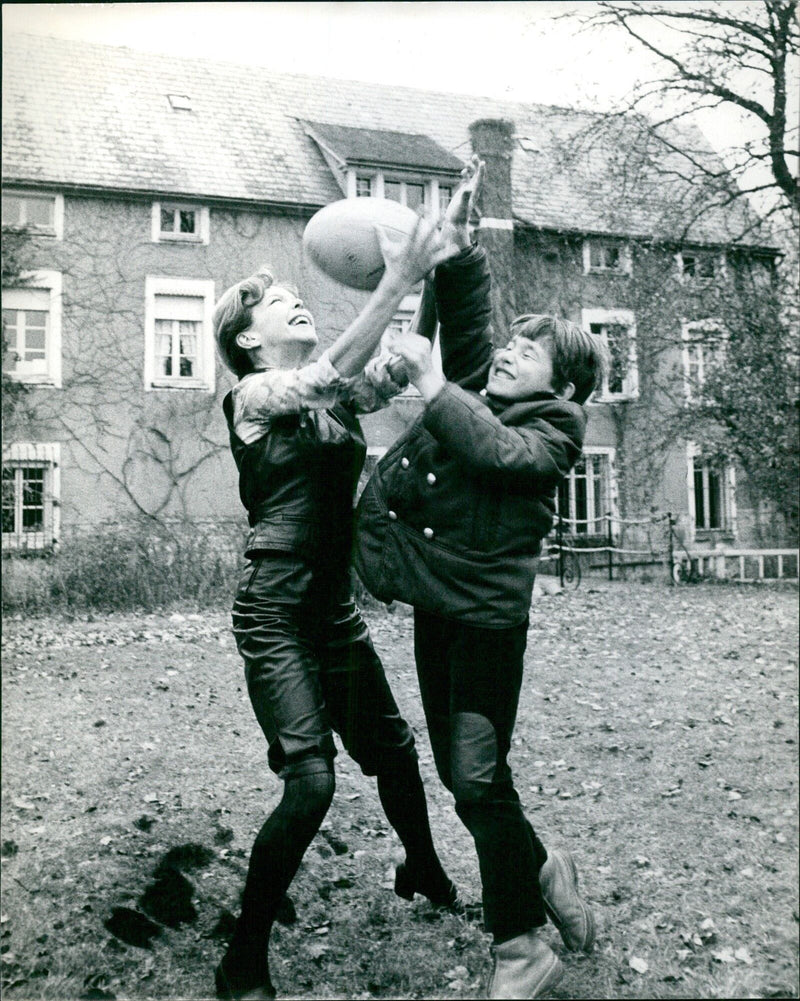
441, 155, 485, 250
375, 215, 460, 290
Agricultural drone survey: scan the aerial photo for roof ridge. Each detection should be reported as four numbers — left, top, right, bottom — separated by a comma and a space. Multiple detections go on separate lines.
3, 30, 607, 123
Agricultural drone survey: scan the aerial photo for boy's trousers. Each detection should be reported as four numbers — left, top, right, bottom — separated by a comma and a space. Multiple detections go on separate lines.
413, 607, 549, 942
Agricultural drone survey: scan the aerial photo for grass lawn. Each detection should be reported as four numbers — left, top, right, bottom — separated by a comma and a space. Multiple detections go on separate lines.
1, 579, 798, 1000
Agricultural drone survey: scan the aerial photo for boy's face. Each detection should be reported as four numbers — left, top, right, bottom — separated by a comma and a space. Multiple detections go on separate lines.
487, 334, 560, 401
238, 285, 317, 366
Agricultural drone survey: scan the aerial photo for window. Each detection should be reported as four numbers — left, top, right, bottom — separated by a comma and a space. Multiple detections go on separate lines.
2, 270, 63, 386
167, 94, 192, 111
347, 171, 454, 218
582, 239, 630, 275
678, 250, 723, 283
385, 294, 421, 340
2, 443, 60, 551
582, 309, 638, 400
2, 190, 64, 238
682, 319, 726, 401
144, 277, 216, 391
151, 202, 209, 244
556, 450, 615, 535
355, 176, 373, 198
688, 445, 735, 536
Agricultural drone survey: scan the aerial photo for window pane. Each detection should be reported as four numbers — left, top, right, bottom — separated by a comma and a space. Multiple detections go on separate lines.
179, 356, 194, 377
606, 246, 620, 269
405, 183, 424, 213
438, 186, 451, 215
22, 468, 44, 531
26, 197, 54, 228
160, 208, 175, 232
694, 468, 705, 527
682, 255, 696, 276
606, 324, 629, 394
697, 255, 715, 279
356, 176, 372, 197
384, 181, 402, 202
708, 468, 722, 528
179, 210, 197, 234
2, 195, 24, 227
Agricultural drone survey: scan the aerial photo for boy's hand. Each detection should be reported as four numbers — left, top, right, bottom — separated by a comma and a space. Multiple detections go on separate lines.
441, 155, 485, 250
375, 216, 460, 290
387, 330, 445, 402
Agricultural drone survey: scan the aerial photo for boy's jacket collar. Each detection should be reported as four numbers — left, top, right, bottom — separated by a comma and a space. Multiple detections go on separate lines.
482, 388, 562, 415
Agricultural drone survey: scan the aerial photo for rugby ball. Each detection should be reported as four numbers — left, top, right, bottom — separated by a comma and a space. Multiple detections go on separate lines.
303, 197, 420, 291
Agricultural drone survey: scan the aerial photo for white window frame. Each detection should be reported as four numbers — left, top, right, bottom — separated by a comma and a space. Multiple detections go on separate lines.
2, 442, 61, 551
151, 202, 210, 244
2, 270, 63, 387
686, 441, 736, 540
582, 308, 638, 401
676, 249, 726, 285
582, 238, 631, 276
346, 169, 451, 219
1, 190, 64, 239
144, 276, 216, 392
681, 318, 727, 402
556, 446, 618, 536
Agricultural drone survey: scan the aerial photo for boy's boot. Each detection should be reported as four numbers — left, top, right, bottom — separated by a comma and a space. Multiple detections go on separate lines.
487, 928, 563, 999
539, 848, 595, 952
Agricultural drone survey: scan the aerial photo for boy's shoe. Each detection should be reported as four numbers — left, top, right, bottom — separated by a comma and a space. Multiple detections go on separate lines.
487, 928, 564, 999
214, 962, 276, 1000
539, 849, 595, 952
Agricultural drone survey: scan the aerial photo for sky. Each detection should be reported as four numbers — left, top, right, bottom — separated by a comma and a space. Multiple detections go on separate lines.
3, 0, 795, 192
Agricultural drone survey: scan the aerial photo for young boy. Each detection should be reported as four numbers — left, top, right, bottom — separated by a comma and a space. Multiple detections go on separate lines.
355, 163, 608, 999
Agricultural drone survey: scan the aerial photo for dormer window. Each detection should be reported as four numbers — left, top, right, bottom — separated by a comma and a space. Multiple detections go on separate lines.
167, 94, 192, 111
303, 121, 463, 220
151, 202, 209, 244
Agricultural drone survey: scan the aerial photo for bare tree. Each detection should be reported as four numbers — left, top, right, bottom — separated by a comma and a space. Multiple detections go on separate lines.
564, 1, 798, 226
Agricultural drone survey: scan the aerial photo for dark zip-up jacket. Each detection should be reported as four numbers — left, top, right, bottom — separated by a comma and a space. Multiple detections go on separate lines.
355, 244, 586, 627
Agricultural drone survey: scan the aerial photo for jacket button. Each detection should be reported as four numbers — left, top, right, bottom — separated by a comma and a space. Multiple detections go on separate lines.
388, 510, 398, 521
400, 457, 410, 469
423, 527, 434, 539
426, 472, 437, 485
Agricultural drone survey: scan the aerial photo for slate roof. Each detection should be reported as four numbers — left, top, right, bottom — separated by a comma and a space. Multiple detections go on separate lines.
303, 121, 464, 173
2, 33, 771, 248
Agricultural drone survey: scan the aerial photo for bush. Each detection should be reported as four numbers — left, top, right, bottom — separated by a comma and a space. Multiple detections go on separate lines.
1, 520, 248, 615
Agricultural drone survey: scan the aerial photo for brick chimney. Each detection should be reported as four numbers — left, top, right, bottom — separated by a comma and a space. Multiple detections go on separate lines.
468, 118, 516, 343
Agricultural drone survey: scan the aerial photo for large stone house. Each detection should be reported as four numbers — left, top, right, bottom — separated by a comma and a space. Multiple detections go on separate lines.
2, 33, 785, 559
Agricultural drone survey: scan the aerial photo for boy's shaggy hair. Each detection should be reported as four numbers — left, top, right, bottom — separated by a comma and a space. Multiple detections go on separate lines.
509, 314, 610, 405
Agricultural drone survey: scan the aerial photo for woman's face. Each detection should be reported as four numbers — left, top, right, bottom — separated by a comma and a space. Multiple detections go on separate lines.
244, 285, 317, 366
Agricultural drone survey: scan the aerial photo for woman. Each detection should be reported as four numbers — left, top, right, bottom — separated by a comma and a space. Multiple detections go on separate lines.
211, 218, 460, 1000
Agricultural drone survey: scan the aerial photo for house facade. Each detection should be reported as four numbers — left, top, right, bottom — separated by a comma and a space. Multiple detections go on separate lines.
2, 34, 787, 558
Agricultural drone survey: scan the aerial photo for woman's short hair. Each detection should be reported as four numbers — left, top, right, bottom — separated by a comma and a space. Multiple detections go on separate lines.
509, 314, 610, 405
213, 267, 276, 378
